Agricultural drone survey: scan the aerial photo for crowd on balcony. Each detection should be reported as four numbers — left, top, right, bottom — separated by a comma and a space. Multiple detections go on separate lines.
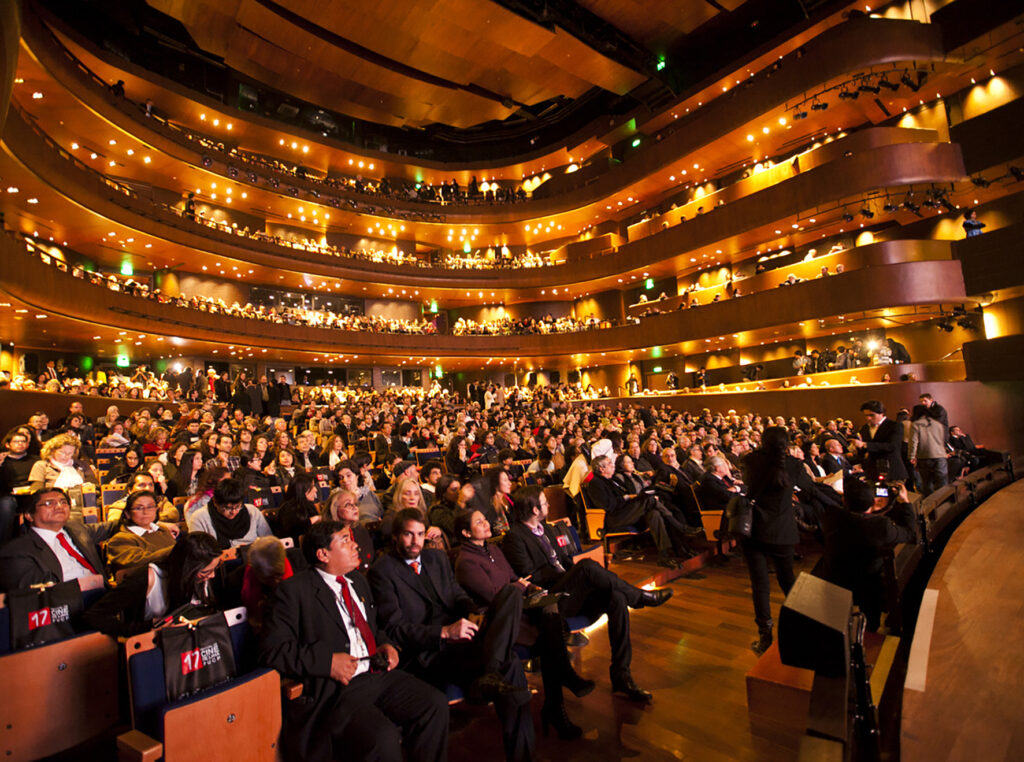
452, 313, 624, 336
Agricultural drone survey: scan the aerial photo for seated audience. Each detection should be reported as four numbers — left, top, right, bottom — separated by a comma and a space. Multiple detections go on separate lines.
261, 520, 449, 761
277, 472, 321, 541
322, 488, 374, 571
369, 509, 534, 762
187, 477, 273, 548
240, 535, 294, 633
503, 486, 672, 704
105, 490, 178, 576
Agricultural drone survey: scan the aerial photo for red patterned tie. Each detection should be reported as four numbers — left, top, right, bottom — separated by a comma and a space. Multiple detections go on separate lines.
337, 576, 376, 654
410, 560, 421, 575
57, 532, 97, 574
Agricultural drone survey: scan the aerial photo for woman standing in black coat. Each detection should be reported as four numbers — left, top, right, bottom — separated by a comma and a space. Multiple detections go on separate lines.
740, 426, 816, 655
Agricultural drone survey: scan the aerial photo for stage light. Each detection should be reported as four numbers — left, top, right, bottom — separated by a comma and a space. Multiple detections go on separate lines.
842, 210, 854, 222
883, 200, 898, 213
858, 80, 881, 94
838, 87, 858, 100
878, 76, 899, 91
793, 110, 809, 120
811, 100, 829, 111
1009, 166, 1024, 182
859, 207, 874, 219
970, 176, 991, 188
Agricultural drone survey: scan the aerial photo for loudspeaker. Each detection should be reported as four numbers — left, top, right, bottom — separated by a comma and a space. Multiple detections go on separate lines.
778, 573, 852, 677
549, 370, 561, 384
568, 370, 580, 384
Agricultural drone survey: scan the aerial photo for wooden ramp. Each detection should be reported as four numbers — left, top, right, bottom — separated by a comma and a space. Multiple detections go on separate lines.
901, 479, 1024, 762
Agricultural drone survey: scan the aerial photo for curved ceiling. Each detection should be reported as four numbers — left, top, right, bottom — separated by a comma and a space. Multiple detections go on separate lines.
147, 0, 650, 128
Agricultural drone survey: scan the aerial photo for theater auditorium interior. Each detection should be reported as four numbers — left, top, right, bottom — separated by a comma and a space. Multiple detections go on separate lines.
0, 0, 1022, 759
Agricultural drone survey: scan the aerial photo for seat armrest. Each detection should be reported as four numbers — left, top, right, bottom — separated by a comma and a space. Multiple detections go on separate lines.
281, 677, 303, 700
117, 729, 163, 762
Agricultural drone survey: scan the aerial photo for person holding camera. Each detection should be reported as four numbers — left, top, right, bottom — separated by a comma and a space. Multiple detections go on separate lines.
813, 477, 918, 632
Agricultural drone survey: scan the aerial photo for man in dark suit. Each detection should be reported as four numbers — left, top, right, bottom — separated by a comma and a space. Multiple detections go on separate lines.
586, 455, 694, 568
369, 509, 534, 762
653, 447, 706, 530
390, 423, 413, 461
849, 400, 908, 482
0, 488, 117, 592
259, 375, 281, 417
821, 438, 853, 476
373, 422, 394, 465
245, 380, 264, 418
275, 375, 291, 407
213, 372, 231, 403
696, 457, 742, 512
261, 521, 448, 762
679, 445, 705, 484
504, 486, 672, 704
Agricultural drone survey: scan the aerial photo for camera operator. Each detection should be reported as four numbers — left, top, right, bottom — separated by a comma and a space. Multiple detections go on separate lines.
813, 476, 918, 632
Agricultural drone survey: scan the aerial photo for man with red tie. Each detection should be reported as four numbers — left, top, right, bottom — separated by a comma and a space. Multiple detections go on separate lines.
261, 520, 448, 762
0, 489, 115, 592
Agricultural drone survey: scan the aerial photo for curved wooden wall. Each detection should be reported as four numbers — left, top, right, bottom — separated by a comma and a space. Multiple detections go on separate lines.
22, 10, 947, 220
0, 232, 972, 359
2, 104, 968, 292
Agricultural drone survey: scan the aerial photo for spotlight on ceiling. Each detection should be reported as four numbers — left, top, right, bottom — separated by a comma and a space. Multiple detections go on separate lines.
883, 199, 898, 213
859, 207, 874, 219
810, 100, 829, 111
903, 200, 922, 215
858, 80, 881, 94
937, 319, 954, 333
1009, 166, 1024, 182
842, 210, 854, 222
838, 87, 859, 100
793, 109, 809, 120
970, 176, 991, 188
901, 70, 925, 92
878, 76, 900, 91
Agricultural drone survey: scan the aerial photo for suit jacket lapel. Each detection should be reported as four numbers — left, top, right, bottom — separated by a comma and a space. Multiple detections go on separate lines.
28, 529, 63, 579
392, 553, 438, 605
311, 571, 349, 640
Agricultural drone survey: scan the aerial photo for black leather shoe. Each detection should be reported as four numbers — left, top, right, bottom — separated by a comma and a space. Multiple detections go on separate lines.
684, 525, 706, 537
564, 630, 590, 648
610, 671, 653, 704
656, 554, 683, 569
639, 587, 673, 608
541, 702, 583, 739
468, 672, 532, 706
564, 670, 596, 698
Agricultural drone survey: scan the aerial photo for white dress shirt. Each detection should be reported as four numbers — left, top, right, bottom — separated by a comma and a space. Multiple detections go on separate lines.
31, 527, 91, 582
316, 569, 370, 677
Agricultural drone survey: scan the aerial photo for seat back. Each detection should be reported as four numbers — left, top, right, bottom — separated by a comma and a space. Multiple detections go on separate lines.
102, 486, 127, 507
0, 592, 118, 760
124, 607, 256, 739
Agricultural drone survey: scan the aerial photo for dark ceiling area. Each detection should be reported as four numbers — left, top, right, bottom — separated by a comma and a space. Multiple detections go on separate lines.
38, 0, 842, 163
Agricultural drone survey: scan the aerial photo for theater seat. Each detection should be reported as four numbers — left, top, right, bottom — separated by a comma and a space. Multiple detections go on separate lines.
117, 607, 281, 762
0, 590, 118, 761
579, 490, 644, 569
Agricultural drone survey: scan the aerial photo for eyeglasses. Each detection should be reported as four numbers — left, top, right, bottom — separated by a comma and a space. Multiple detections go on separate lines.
38, 498, 70, 508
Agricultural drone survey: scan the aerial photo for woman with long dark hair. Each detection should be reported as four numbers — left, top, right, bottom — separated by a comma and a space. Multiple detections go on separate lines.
740, 426, 817, 655
277, 472, 320, 541
83, 531, 222, 636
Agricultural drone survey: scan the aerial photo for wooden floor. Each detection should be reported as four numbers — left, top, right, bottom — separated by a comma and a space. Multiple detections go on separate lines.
449, 550, 821, 762
901, 479, 1024, 762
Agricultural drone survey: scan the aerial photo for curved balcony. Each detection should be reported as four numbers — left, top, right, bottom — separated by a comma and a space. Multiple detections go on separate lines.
0, 230, 974, 361
23, 10, 948, 223
2, 102, 968, 293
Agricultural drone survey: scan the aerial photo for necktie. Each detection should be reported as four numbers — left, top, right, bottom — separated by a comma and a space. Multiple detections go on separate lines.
410, 560, 421, 575
336, 576, 376, 654
57, 532, 97, 574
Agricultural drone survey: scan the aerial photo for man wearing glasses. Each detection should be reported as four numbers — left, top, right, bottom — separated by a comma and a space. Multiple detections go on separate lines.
0, 488, 118, 592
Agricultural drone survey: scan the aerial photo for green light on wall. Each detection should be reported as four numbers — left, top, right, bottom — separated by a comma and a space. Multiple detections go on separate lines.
656, 58, 667, 72
463, 241, 471, 253
651, 346, 663, 358
116, 354, 130, 368
434, 365, 443, 379
79, 356, 93, 372
120, 262, 134, 276
645, 278, 654, 290
429, 300, 438, 314
652, 365, 663, 373
631, 137, 641, 148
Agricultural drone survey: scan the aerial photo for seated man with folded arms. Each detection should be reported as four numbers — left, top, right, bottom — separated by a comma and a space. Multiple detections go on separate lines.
0, 488, 118, 592
369, 509, 534, 762
261, 520, 448, 762
503, 486, 673, 704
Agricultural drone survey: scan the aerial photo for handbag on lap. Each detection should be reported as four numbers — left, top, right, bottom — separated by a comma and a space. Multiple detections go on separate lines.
159, 610, 237, 702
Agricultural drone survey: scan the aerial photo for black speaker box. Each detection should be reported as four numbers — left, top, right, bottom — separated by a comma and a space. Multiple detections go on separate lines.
778, 573, 852, 677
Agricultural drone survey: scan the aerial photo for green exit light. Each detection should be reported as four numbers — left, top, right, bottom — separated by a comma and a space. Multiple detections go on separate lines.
116, 354, 130, 368
434, 365, 443, 379
631, 137, 641, 148
651, 346, 663, 358
645, 278, 654, 290
120, 262, 134, 276
656, 58, 666, 72
463, 241, 471, 253
652, 365, 663, 373
429, 299, 438, 314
